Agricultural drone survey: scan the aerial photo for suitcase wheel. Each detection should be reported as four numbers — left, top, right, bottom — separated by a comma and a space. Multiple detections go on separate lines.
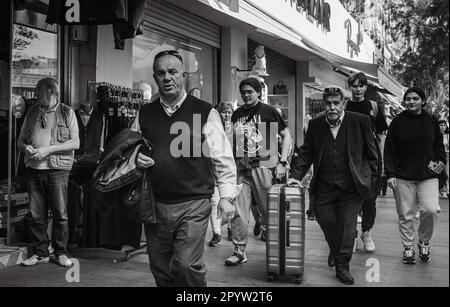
293, 275, 302, 284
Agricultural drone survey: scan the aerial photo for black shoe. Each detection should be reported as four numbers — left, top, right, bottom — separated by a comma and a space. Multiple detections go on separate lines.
253, 222, 261, 237
336, 270, 354, 285
208, 233, 221, 247
227, 228, 232, 241
306, 210, 315, 221
328, 252, 335, 268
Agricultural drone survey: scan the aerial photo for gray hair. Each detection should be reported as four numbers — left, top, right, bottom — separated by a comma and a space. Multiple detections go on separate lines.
36, 78, 60, 97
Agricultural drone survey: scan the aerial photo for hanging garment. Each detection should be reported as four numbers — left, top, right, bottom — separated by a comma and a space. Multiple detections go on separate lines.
46, 0, 128, 25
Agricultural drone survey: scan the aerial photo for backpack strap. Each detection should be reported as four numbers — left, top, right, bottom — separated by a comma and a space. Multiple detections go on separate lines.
369, 100, 378, 118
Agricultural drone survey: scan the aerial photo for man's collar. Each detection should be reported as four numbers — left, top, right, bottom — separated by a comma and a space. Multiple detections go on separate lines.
325, 110, 345, 128
79, 107, 93, 116
160, 91, 187, 110
39, 102, 59, 113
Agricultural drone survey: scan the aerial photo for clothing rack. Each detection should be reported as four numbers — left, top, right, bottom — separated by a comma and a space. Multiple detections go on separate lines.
96, 82, 146, 130
95, 82, 148, 261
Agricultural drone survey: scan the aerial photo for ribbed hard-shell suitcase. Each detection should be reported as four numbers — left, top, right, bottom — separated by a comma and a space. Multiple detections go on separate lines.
266, 184, 305, 284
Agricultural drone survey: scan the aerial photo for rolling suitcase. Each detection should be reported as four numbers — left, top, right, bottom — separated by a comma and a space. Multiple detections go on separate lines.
266, 184, 305, 284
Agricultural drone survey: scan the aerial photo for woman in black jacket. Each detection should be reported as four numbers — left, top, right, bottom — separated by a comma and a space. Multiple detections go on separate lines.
384, 87, 446, 265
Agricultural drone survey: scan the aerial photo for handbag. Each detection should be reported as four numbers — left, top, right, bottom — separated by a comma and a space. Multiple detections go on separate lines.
273, 80, 288, 95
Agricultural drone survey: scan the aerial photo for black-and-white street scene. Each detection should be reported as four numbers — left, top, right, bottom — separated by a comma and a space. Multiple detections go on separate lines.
0, 0, 448, 289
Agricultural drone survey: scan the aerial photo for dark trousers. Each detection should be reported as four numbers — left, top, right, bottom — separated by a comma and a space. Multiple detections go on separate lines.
67, 166, 98, 247
313, 184, 362, 271
361, 174, 381, 233
144, 198, 211, 287
380, 175, 388, 196
27, 168, 70, 257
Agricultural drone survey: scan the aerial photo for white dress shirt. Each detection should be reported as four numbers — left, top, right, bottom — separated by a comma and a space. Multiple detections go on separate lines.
131, 92, 238, 199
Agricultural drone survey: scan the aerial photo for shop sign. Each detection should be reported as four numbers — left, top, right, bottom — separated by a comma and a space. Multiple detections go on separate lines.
285, 0, 331, 32
344, 18, 363, 58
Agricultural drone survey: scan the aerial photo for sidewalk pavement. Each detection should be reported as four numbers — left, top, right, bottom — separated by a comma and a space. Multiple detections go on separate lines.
0, 191, 448, 287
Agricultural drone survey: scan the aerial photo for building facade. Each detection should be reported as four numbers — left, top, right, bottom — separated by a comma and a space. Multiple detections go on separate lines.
0, 0, 404, 244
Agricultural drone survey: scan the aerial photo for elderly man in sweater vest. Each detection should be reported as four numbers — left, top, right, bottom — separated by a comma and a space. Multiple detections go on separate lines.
131, 50, 238, 287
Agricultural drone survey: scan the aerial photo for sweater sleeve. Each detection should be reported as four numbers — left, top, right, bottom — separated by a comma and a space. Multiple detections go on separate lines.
384, 118, 398, 180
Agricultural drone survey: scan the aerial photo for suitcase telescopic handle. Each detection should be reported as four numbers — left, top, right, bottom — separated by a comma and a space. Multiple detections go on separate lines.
286, 220, 290, 247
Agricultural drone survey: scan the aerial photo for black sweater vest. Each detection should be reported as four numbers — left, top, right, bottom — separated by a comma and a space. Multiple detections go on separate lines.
317, 122, 354, 191
139, 95, 215, 203
75, 109, 103, 157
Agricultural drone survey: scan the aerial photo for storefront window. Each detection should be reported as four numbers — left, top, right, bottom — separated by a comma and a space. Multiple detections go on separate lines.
5, 10, 59, 180
133, 28, 217, 104
305, 85, 325, 119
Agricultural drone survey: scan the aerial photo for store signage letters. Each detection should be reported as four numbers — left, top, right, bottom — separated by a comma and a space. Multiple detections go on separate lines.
344, 19, 363, 58
65, 0, 80, 23
285, 0, 331, 32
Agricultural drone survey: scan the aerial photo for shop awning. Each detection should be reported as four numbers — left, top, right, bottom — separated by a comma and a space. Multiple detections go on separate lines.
301, 39, 405, 98
377, 67, 405, 98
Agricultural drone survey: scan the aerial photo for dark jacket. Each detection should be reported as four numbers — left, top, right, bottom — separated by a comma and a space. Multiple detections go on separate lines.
93, 129, 155, 224
290, 111, 378, 198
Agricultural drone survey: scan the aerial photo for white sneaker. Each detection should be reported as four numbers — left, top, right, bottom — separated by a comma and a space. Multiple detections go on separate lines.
352, 237, 359, 253
22, 255, 49, 266
357, 215, 362, 224
361, 231, 376, 252
57, 255, 74, 267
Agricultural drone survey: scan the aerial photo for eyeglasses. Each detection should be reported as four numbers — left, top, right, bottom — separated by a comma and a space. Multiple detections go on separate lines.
39, 111, 47, 129
154, 50, 183, 64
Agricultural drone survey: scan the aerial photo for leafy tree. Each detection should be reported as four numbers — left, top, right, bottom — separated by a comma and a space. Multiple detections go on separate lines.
386, 0, 449, 117
13, 25, 39, 55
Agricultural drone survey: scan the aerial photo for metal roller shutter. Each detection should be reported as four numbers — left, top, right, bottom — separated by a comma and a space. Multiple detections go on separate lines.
144, 0, 221, 48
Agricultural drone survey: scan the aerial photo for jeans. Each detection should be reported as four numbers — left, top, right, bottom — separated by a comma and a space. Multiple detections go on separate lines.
394, 178, 440, 248
27, 168, 70, 257
209, 186, 222, 235
231, 168, 273, 250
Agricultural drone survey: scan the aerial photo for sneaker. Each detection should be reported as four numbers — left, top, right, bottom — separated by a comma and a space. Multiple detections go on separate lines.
57, 255, 74, 267
225, 247, 247, 266
253, 222, 261, 237
208, 233, 221, 247
22, 255, 49, 266
227, 228, 232, 241
306, 210, 315, 221
415, 211, 421, 220
352, 237, 359, 253
357, 215, 362, 224
418, 241, 431, 263
360, 231, 376, 252
402, 247, 416, 264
